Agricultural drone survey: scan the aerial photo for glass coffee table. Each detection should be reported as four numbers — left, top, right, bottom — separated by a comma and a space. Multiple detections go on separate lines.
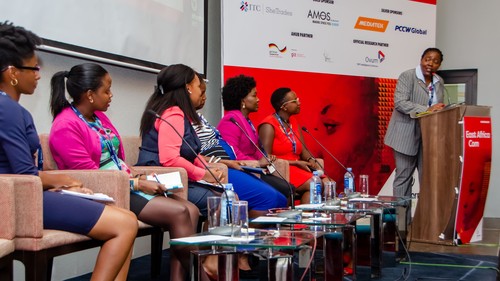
171, 229, 318, 281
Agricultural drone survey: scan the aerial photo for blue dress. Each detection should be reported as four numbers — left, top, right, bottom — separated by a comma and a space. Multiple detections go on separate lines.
0, 93, 104, 234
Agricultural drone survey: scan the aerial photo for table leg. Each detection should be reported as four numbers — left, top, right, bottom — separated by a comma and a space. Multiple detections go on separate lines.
371, 212, 382, 278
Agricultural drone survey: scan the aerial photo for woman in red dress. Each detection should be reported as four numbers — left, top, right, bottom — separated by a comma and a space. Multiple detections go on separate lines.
259, 87, 321, 203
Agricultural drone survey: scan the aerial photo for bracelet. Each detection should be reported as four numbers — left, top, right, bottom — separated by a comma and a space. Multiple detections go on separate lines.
129, 178, 139, 191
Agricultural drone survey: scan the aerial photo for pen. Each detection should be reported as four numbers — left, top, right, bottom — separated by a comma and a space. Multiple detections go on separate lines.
209, 156, 214, 163
152, 173, 167, 197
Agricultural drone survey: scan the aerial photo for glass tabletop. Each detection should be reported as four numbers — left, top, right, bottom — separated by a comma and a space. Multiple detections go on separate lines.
170, 229, 316, 249
251, 211, 362, 226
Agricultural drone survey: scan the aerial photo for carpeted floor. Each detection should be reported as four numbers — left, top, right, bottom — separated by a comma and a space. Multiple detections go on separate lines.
67, 249, 498, 281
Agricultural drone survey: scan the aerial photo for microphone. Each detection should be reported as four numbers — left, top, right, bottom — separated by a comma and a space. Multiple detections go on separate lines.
148, 109, 236, 234
229, 117, 296, 209
277, 119, 326, 176
301, 126, 349, 173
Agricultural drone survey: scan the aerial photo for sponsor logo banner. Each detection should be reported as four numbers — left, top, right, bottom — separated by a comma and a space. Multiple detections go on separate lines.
354, 16, 389, 32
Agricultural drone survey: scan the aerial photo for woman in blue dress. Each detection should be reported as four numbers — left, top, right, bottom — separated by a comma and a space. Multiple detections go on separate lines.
0, 21, 138, 280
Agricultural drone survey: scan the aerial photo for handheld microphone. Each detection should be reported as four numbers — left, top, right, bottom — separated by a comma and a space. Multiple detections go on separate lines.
229, 117, 296, 209
148, 109, 236, 233
301, 126, 349, 173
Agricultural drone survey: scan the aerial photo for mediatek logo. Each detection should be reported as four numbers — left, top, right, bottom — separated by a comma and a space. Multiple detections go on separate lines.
354, 16, 389, 32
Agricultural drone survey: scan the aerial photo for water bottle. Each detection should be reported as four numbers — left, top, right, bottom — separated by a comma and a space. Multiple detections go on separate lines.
344, 168, 355, 196
220, 183, 236, 226
309, 171, 322, 204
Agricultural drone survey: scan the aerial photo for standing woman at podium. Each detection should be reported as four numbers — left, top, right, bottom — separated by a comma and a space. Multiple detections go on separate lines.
384, 48, 446, 199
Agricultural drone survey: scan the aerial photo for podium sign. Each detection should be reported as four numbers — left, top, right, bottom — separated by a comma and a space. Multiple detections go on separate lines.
411, 105, 491, 244
456, 117, 492, 244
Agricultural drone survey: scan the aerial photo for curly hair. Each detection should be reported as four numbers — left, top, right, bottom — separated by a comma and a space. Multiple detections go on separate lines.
221, 75, 256, 110
0, 21, 41, 77
270, 87, 292, 112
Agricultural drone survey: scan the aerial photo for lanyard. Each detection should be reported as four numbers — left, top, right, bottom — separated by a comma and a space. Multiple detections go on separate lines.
274, 113, 297, 154
428, 84, 435, 107
70, 105, 122, 170
245, 117, 267, 155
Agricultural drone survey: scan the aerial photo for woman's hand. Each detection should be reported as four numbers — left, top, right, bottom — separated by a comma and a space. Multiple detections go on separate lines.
258, 155, 275, 167
222, 160, 244, 170
203, 168, 224, 184
291, 160, 312, 172
138, 179, 167, 195
428, 103, 445, 112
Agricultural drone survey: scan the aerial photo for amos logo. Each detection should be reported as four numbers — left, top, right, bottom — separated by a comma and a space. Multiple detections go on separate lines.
307, 10, 339, 27
308, 10, 331, 21
240, 1, 261, 12
268, 43, 287, 58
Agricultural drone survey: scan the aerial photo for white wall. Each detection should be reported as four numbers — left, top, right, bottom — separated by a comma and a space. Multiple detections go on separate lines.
436, 0, 499, 218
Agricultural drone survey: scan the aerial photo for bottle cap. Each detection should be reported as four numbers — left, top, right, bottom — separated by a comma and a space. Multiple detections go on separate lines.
347, 167, 352, 172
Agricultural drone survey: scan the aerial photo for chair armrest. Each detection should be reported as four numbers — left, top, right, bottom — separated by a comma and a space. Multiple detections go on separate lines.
0, 175, 44, 238
272, 159, 290, 181
43, 170, 130, 209
132, 166, 188, 200
0, 177, 16, 240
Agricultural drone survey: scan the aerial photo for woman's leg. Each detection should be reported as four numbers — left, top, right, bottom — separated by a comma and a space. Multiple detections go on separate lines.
138, 196, 197, 280
86, 206, 138, 281
170, 193, 201, 232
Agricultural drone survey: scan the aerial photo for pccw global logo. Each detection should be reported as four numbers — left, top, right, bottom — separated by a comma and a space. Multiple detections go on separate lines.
269, 43, 287, 58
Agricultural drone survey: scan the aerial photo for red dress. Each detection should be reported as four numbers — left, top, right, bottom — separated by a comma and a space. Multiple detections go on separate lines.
259, 114, 312, 187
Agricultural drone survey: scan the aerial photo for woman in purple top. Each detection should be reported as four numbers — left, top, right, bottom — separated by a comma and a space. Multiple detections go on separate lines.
0, 22, 137, 280
217, 75, 293, 200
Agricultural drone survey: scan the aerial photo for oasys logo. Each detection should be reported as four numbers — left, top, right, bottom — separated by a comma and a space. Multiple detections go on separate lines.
394, 25, 428, 35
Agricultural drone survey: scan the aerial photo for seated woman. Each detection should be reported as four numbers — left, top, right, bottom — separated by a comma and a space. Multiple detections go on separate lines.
258, 87, 322, 203
0, 22, 137, 280
48, 63, 199, 280
193, 75, 287, 217
136, 64, 222, 219
217, 75, 295, 201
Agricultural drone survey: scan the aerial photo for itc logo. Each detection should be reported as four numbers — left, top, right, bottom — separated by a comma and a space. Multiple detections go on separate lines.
240, 1, 261, 12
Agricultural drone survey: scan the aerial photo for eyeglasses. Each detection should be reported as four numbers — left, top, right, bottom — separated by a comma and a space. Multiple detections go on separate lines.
281, 97, 300, 107
15, 65, 41, 72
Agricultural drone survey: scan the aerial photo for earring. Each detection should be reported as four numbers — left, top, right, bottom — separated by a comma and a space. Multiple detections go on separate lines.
89, 98, 94, 104
10, 78, 18, 86
242, 103, 246, 109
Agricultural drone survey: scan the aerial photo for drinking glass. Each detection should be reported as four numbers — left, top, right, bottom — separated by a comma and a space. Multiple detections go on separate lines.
359, 175, 369, 197
324, 180, 337, 206
207, 196, 221, 232
231, 201, 249, 239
